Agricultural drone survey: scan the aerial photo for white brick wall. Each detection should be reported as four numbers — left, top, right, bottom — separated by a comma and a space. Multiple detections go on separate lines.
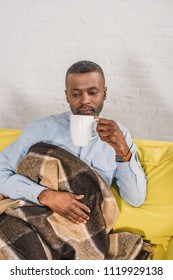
0, 0, 173, 141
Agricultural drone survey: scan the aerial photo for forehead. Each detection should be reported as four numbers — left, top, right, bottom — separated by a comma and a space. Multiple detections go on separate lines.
66, 72, 105, 90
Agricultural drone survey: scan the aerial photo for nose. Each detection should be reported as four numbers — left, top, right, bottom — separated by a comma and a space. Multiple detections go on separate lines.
80, 93, 91, 105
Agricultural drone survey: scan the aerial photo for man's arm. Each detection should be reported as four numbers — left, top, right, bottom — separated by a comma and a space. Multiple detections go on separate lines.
96, 118, 147, 207
114, 147, 147, 207
0, 125, 90, 223
0, 131, 48, 204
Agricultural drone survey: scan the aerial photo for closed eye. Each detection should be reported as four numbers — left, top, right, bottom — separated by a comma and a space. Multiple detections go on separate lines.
71, 91, 81, 97
88, 90, 98, 95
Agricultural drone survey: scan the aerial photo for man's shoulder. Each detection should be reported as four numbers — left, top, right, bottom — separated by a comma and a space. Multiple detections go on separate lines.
21, 112, 70, 136
27, 111, 70, 127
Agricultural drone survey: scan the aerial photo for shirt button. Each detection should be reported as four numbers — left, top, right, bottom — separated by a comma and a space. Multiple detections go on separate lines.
30, 194, 34, 198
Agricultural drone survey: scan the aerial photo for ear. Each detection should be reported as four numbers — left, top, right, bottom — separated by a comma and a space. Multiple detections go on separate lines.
103, 86, 107, 100
65, 90, 69, 103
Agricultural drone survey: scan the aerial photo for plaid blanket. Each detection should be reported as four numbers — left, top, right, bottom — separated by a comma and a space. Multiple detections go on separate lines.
0, 142, 152, 260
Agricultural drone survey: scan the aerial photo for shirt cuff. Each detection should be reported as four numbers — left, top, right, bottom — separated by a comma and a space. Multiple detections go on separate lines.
26, 183, 48, 204
116, 152, 140, 174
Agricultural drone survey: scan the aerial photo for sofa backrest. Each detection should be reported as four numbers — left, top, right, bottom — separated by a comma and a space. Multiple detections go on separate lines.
1, 128, 173, 240
112, 138, 173, 240
0, 128, 22, 152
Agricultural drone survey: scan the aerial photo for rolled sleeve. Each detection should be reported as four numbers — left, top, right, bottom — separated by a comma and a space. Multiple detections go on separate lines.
115, 151, 147, 207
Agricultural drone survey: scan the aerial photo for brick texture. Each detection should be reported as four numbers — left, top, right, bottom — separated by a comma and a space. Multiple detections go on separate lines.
0, 0, 173, 141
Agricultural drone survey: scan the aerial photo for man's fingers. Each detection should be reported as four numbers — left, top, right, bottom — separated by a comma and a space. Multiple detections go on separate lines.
73, 206, 90, 220
64, 205, 90, 224
75, 200, 90, 213
73, 198, 90, 222
98, 118, 112, 124
72, 194, 91, 213
69, 209, 90, 224
98, 130, 114, 136
74, 194, 84, 200
97, 124, 110, 132
65, 215, 80, 225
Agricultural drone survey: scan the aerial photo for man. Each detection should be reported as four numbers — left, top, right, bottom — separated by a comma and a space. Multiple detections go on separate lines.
0, 60, 147, 225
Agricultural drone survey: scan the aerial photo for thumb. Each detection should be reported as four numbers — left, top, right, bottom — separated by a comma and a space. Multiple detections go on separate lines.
73, 194, 84, 200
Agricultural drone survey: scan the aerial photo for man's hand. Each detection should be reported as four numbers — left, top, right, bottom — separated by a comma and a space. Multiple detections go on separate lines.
38, 190, 90, 224
96, 118, 129, 156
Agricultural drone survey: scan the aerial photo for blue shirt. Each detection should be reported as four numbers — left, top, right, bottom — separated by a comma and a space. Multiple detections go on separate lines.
0, 111, 147, 207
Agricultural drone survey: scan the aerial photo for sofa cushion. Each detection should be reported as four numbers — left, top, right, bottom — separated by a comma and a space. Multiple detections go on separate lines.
112, 139, 173, 251
1, 130, 173, 240
0, 128, 22, 152
0, 129, 173, 259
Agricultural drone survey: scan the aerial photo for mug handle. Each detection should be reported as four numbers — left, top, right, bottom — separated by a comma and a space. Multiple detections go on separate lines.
91, 117, 100, 140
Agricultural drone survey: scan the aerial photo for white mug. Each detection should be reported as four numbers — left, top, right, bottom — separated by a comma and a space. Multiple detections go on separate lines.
70, 115, 97, 146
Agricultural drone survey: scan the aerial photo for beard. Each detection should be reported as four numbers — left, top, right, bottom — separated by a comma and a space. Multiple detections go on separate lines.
76, 106, 97, 115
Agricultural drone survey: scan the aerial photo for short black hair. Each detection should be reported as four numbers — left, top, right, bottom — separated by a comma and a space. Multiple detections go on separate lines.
65, 60, 105, 83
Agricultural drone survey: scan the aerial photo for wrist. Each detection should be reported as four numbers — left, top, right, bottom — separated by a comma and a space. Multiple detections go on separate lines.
116, 148, 132, 162
38, 189, 50, 205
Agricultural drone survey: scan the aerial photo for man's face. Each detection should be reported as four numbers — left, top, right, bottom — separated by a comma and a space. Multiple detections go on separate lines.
65, 72, 107, 116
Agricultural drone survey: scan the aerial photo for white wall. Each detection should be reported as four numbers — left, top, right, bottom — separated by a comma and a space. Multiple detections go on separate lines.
0, 0, 173, 141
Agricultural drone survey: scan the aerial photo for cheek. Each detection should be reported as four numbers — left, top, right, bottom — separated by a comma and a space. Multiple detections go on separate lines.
69, 99, 78, 106
94, 97, 105, 106
67, 99, 79, 113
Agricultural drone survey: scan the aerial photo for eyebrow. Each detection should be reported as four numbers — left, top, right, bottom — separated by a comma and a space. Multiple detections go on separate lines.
71, 86, 98, 91
71, 88, 81, 91
88, 87, 98, 90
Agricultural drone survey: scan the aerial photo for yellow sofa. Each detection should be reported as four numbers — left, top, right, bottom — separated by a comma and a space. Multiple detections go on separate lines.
0, 128, 173, 260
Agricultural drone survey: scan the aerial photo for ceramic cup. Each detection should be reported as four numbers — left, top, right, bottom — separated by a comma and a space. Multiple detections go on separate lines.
70, 114, 97, 146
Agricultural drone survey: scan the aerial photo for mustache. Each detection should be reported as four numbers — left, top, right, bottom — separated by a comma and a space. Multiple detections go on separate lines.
76, 106, 96, 113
